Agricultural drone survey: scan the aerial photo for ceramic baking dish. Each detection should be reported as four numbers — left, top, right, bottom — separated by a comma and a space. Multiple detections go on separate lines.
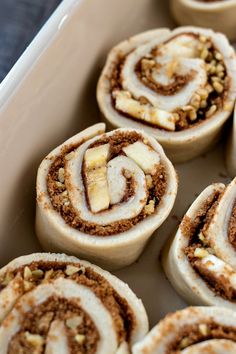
0, 0, 232, 326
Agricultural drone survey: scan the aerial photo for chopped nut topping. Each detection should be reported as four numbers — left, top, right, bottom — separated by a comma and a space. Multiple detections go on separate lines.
215, 52, 223, 61
144, 200, 155, 215
190, 94, 201, 110
198, 232, 206, 243
66, 316, 83, 330
200, 100, 207, 109
124, 170, 132, 179
61, 190, 68, 197
212, 81, 224, 93
75, 334, 85, 344
31, 269, 44, 279
197, 88, 208, 99
211, 76, 221, 83
206, 84, 213, 93
44, 269, 54, 281
55, 181, 64, 188
179, 337, 190, 349
199, 35, 207, 43
216, 64, 224, 73
141, 58, 156, 71
199, 323, 209, 336
206, 105, 217, 118
1, 272, 14, 286
24, 266, 32, 280
200, 48, 208, 60
194, 248, 209, 258
182, 105, 193, 112
65, 265, 85, 276
145, 175, 153, 189
25, 332, 44, 347
24, 280, 34, 292
188, 109, 197, 121
58, 168, 65, 183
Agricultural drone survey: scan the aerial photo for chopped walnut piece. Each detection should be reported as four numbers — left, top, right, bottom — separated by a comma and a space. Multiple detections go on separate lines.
1, 272, 14, 286
44, 269, 54, 281
24, 266, 32, 280
24, 280, 34, 292
179, 336, 190, 349
58, 168, 65, 183
31, 269, 44, 279
75, 334, 85, 344
194, 248, 209, 258
65, 265, 85, 276
144, 200, 155, 215
199, 323, 209, 336
145, 175, 153, 189
66, 316, 83, 330
25, 332, 44, 347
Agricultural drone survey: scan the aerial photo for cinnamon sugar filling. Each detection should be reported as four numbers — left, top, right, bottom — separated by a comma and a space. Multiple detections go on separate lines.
181, 190, 236, 301
110, 33, 229, 131
0, 261, 135, 345
166, 321, 236, 353
228, 201, 236, 250
8, 297, 99, 354
46, 131, 167, 236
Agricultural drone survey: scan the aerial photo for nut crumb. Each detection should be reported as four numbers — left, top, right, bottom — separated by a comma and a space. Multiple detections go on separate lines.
75, 334, 85, 344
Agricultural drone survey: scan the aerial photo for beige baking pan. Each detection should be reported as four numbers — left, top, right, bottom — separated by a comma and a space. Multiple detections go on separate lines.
0, 0, 232, 326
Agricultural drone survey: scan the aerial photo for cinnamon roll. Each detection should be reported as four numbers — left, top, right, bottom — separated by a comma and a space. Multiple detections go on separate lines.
36, 123, 177, 269
163, 177, 236, 309
97, 26, 236, 162
0, 253, 148, 354
133, 306, 236, 353
171, 1, 236, 40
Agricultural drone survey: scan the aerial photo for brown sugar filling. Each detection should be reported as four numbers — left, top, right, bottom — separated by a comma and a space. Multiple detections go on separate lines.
228, 200, 236, 250
0, 261, 135, 344
181, 189, 236, 301
110, 33, 229, 131
46, 131, 167, 236
167, 321, 236, 353
8, 297, 99, 354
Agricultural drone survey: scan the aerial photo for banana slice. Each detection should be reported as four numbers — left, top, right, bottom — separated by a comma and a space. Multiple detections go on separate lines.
194, 254, 236, 297
84, 144, 110, 213
114, 90, 176, 131
123, 141, 160, 175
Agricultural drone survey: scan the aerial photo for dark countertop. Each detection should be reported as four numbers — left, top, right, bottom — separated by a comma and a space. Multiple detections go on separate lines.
0, 0, 62, 82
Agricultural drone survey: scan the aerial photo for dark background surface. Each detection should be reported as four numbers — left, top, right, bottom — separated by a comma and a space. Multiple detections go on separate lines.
0, 0, 62, 82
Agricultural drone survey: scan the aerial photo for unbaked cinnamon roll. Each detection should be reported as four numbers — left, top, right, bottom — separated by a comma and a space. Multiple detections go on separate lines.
133, 306, 236, 353
171, 1, 236, 40
226, 103, 236, 177
97, 26, 236, 162
36, 123, 177, 269
163, 177, 236, 309
0, 253, 148, 354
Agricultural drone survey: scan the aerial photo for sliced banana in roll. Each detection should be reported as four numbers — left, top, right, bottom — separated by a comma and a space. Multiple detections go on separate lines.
163, 177, 236, 309
0, 253, 148, 354
36, 123, 177, 269
133, 306, 236, 354
97, 26, 236, 162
